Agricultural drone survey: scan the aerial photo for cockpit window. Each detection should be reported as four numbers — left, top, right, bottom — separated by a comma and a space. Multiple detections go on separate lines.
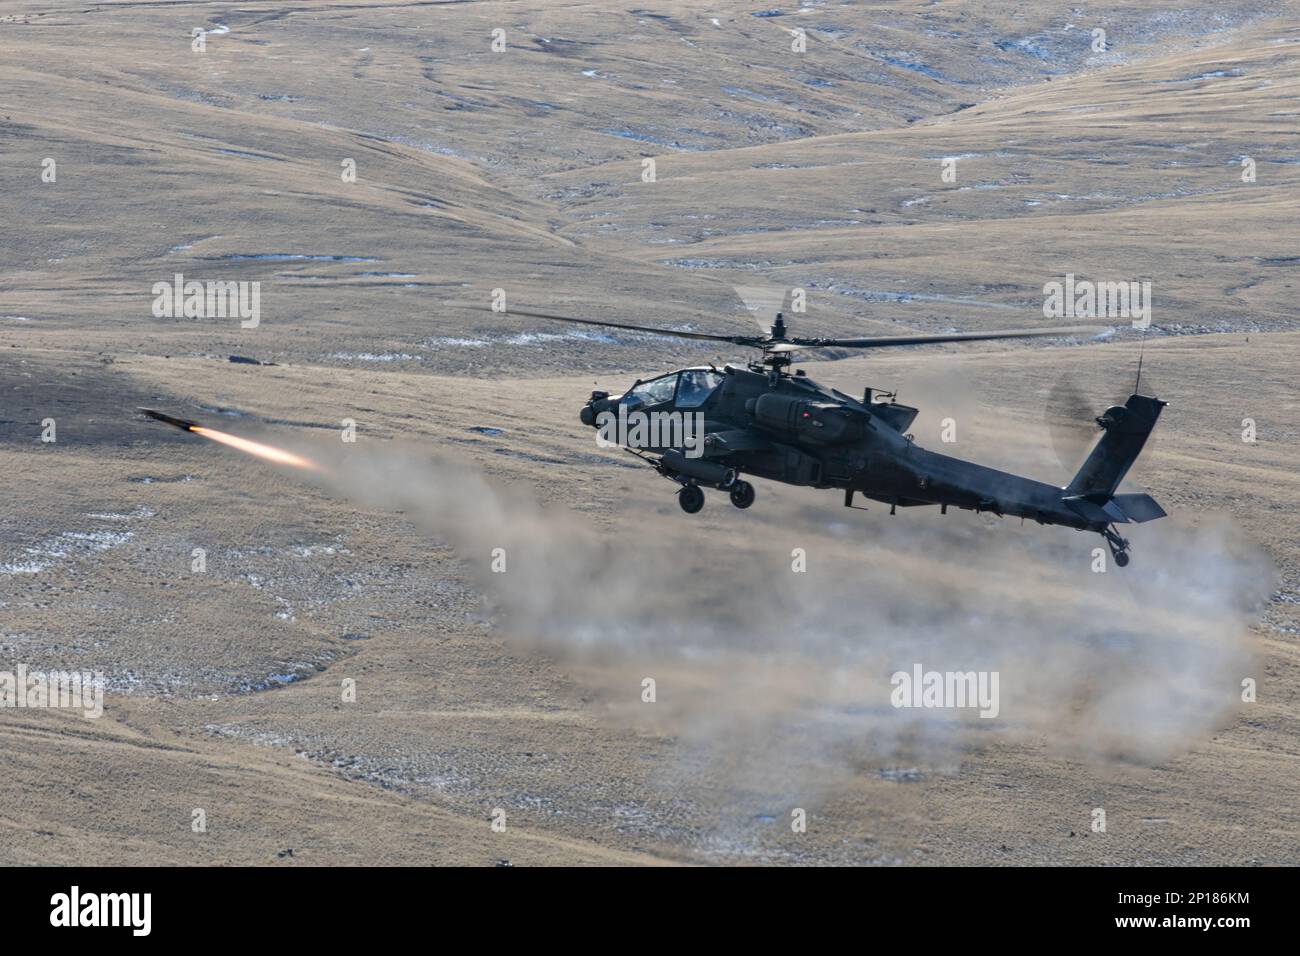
676, 370, 724, 408
625, 373, 678, 408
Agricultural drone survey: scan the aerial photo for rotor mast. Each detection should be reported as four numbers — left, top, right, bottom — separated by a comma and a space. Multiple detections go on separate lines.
755, 313, 794, 372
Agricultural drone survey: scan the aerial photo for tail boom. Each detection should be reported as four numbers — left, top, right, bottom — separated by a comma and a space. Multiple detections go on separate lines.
870, 393, 1167, 534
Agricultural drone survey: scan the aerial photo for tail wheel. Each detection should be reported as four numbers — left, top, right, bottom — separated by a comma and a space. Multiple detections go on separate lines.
678, 485, 705, 514
1102, 526, 1131, 568
728, 480, 755, 510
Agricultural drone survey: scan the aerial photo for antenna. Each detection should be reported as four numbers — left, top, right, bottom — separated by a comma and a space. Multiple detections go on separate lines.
1134, 323, 1149, 395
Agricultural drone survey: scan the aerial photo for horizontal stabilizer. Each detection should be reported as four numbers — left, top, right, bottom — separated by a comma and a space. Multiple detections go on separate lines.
1111, 492, 1166, 523
1063, 492, 1167, 525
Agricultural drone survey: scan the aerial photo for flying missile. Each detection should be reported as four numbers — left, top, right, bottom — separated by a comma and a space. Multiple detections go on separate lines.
137, 408, 322, 471
138, 408, 199, 432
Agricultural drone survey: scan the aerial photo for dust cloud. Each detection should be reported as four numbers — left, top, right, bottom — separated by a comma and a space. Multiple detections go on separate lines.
299, 440, 1272, 804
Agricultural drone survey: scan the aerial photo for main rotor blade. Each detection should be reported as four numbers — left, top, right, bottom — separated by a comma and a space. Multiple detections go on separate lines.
483, 308, 1096, 354
790, 327, 1096, 349
496, 308, 760, 345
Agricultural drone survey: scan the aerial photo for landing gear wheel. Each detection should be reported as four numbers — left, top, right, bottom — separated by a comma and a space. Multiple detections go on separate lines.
678, 485, 705, 514
729, 480, 755, 510
1102, 526, 1131, 568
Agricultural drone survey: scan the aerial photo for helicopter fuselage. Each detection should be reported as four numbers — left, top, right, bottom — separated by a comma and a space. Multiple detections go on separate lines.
579, 364, 1166, 548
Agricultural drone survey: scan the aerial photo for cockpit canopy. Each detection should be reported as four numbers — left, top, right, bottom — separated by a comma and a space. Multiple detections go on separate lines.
622, 368, 723, 410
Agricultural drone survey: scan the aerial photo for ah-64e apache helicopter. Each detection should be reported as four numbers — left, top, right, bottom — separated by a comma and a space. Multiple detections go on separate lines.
512, 308, 1167, 567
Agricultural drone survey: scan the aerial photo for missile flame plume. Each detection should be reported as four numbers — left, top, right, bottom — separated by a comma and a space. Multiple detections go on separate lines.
189, 426, 322, 472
